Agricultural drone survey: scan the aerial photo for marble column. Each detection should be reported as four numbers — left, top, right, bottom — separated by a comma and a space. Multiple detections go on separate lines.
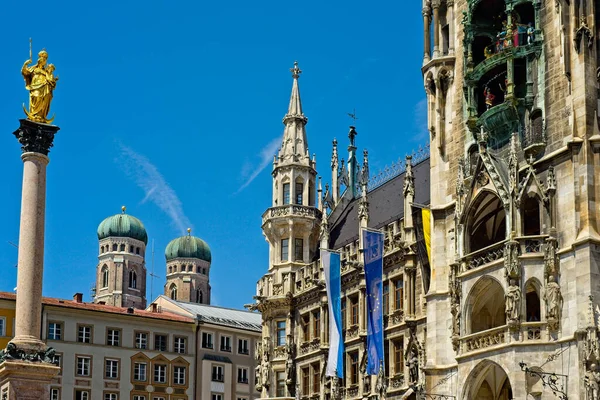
0, 119, 60, 400
423, 6, 431, 63
432, 2, 441, 58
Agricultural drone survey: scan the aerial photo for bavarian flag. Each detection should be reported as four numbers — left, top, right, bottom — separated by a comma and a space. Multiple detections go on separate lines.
413, 206, 432, 293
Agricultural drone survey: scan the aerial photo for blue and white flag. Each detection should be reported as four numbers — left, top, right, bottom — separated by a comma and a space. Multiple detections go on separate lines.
363, 229, 385, 375
322, 249, 344, 378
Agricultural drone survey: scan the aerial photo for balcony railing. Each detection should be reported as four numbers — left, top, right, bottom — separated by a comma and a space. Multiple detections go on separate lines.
523, 322, 545, 341
462, 240, 506, 272
262, 205, 322, 225
461, 325, 508, 353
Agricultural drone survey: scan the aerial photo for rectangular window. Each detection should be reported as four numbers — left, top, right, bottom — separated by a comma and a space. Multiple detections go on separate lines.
276, 321, 286, 346
212, 365, 224, 382
395, 279, 404, 311
154, 334, 167, 351
211, 395, 223, 400
173, 366, 186, 385
312, 310, 320, 339
238, 338, 249, 354
276, 371, 286, 397
50, 388, 60, 400
283, 183, 290, 205
220, 335, 231, 352
301, 314, 310, 341
295, 182, 303, 205
104, 393, 118, 400
202, 332, 213, 349
393, 339, 404, 375
134, 362, 147, 381
237, 367, 248, 384
174, 336, 186, 354
312, 363, 320, 394
294, 238, 303, 262
281, 239, 289, 262
53, 354, 62, 375
350, 296, 359, 325
153, 364, 167, 384
76, 356, 91, 376
48, 322, 62, 340
383, 282, 389, 315
302, 367, 309, 396
75, 390, 89, 400
133, 396, 146, 400
350, 352, 359, 385
106, 329, 120, 346
105, 359, 119, 379
135, 332, 148, 349
77, 325, 92, 343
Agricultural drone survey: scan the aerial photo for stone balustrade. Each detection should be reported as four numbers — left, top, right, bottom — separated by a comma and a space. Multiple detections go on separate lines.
262, 204, 322, 225
523, 322, 545, 341
461, 325, 507, 353
462, 240, 506, 272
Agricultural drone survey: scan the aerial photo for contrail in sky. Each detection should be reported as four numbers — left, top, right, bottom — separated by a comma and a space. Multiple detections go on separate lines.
118, 144, 191, 233
236, 137, 281, 194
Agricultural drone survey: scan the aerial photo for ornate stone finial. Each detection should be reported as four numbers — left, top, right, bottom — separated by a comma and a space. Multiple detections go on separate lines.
21, 47, 58, 124
404, 155, 415, 197
361, 149, 370, 186
187, 228, 192, 235
290, 61, 302, 79
121, 206, 126, 214
546, 165, 557, 193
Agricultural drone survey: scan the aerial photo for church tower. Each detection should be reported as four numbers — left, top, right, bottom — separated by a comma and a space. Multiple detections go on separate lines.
256, 62, 321, 398
424, 0, 600, 398
164, 229, 211, 304
96, 207, 147, 309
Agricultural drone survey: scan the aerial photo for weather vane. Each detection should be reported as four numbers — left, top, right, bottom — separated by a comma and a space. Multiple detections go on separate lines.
347, 108, 358, 125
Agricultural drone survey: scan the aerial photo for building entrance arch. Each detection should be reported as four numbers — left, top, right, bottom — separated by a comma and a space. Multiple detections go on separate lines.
463, 360, 513, 400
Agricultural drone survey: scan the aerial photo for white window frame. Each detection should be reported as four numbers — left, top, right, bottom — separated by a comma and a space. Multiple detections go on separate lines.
220, 335, 231, 352
237, 366, 249, 384
75, 390, 90, 400
78, 325, 92, 343
105, 359, 119, 379
211, 394, 223, 400
107, 329, 120, 346
174, 336, 186, 354
237, 338, 249, 355
212, 364, 224, 382
50, 387, 60, 400
76, 356, 91, 376
104, 394, 118, 400
0, 317, 5, 337
133, 396, 146, 400
135, 332, 148, 349
154, 364, 167, 384
134, 362, 147, 381
173, 365, 186, 385
48, 322, 62, 340
202, 331, 213, 349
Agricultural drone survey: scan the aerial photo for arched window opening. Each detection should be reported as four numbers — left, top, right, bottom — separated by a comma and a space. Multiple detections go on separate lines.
188, 265, 193, 272
197, 290, 203, 304
522, 195, 541, 236
129, 245, 134, 253
197, 266, 201, 273
102, 266, 109, 288
468, 192, 506, 253
100, 246, 104, 253
170, 284, 178, 300
136, 247, 140, 255
202, 268, 206, 274
168, 266, 172, 274
119, 244, 125, 252
112, 244, 118, 251
467, 277, 506, 334
129, 270, 137, 289
525, 281, 541, 322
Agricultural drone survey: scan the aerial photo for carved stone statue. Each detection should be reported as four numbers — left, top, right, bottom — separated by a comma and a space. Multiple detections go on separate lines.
586, 363, 600, 400
255, 365, 262, 389
407, 348, 419, 384
451, 300, 461, 336
261, 362, 270, 388
262, 337, 270, 361
545, 275, 563, 320
21, 49, 59, 124
505, 279, 522, 322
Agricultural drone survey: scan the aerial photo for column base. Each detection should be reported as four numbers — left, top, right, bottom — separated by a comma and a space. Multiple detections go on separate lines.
0, 359, 59, 400
8, 337, 46, 354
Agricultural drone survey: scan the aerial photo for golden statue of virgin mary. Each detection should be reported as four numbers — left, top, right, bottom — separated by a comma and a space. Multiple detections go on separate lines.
21, 49, 58, 124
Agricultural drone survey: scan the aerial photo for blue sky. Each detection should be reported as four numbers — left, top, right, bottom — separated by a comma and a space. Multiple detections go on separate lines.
0, 1, 427, 309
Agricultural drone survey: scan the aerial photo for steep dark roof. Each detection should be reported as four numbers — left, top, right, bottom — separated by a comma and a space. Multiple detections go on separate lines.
329, 158, 430, 249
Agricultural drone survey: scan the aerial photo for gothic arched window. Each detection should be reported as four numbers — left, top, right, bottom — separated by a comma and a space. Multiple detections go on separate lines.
129, 270, 137, 289
170, 284, 178, 300
525, 279, 541, 322
467, 191, 506, 253
522, 195, 541, 236
466, 277, 506, 334
196, 289, 203, 304
102, 266, 109, 288
119, 244, 125, 252
112, 244, 118, 251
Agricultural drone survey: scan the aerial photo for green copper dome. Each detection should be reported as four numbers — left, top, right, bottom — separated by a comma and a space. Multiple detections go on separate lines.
97, 208, 148, 244
165, 232, 211, 262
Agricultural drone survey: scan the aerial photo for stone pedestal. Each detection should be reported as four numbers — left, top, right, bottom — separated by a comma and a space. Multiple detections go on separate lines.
0, 360, 59, 400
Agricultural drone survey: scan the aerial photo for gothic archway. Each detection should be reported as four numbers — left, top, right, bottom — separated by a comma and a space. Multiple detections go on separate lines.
464, 276, 506, 334
463, 360, 513, 400
467, 191, 506, 253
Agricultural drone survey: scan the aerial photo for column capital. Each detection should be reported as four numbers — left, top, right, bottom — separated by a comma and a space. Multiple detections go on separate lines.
431, 0, 441, 9
13, 119, 60, 156
422, 5, 431, 16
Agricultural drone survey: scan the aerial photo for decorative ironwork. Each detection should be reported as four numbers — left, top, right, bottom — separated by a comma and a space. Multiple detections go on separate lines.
367, 143, 430, 191
519, 361, 568, 400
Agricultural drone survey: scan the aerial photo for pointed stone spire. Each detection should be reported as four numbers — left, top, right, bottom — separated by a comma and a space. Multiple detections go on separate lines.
278, 61, 309, 165
331, 139, 339, 205
347, 126, 359, 197
317, 177, 323, 211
